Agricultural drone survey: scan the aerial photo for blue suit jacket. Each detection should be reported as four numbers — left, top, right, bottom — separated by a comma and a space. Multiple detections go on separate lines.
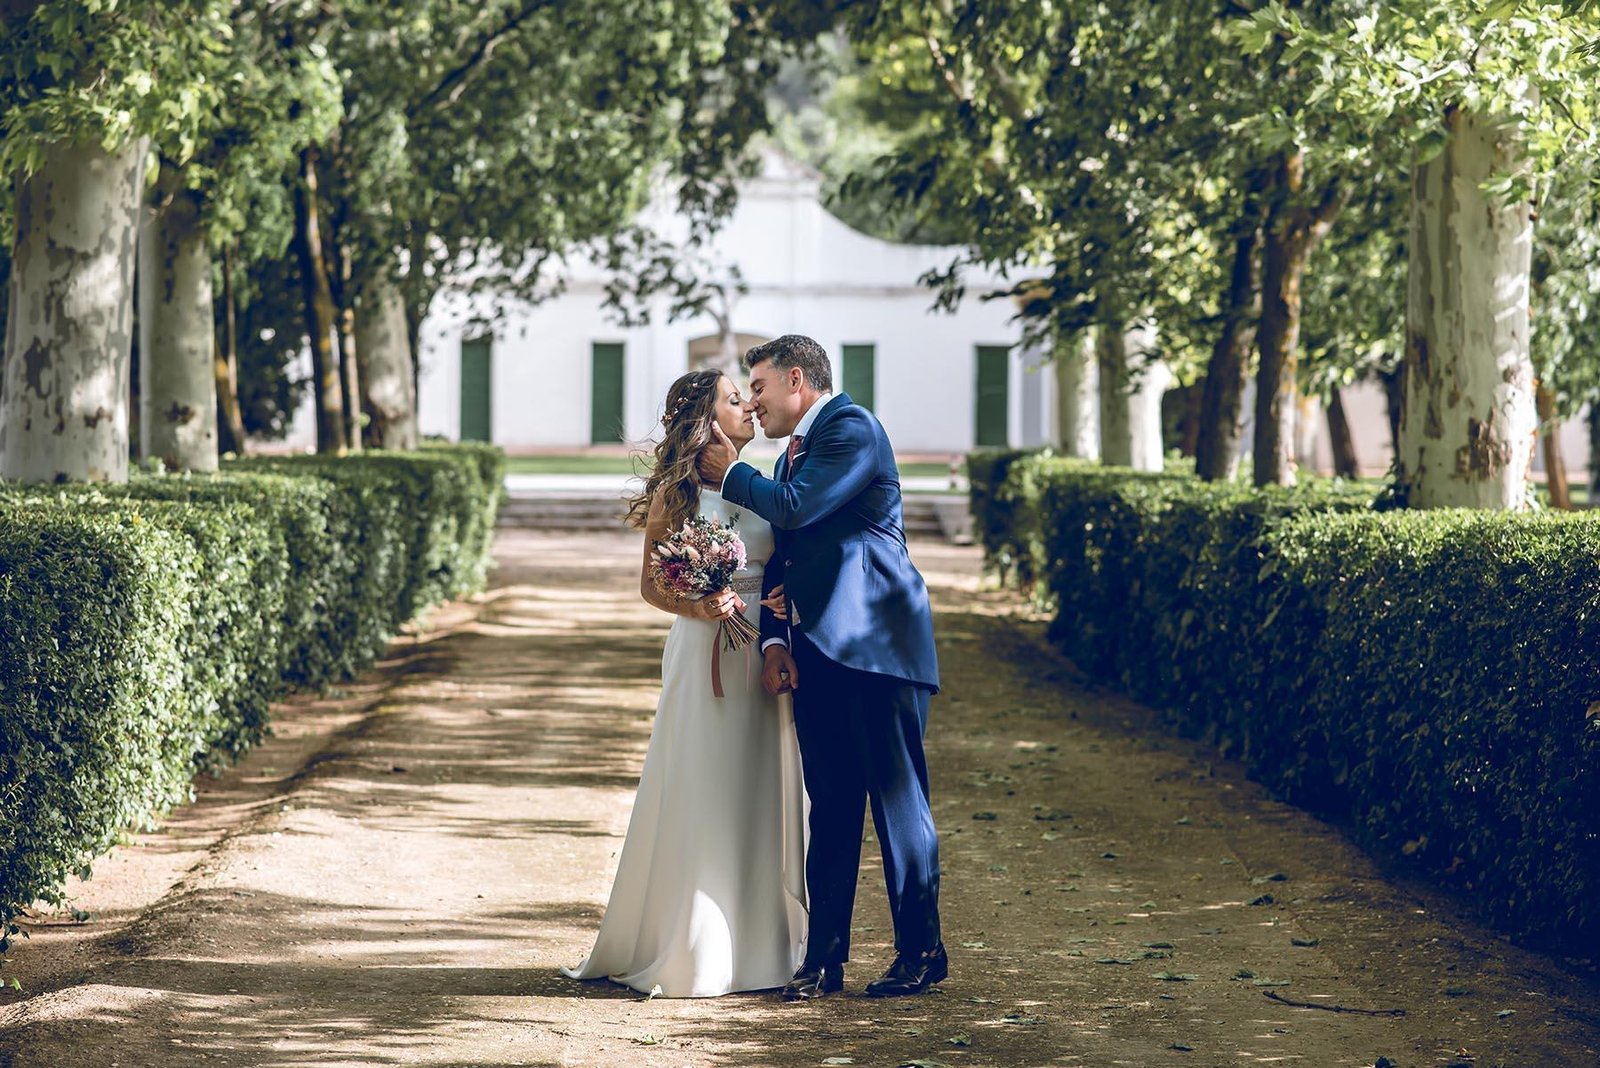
721, 393, 940, 693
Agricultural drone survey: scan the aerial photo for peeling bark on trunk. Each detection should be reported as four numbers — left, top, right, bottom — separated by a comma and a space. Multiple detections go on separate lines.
2, 138, 147, 483
1536, 381, 1571, 509
1398, 107, 1536, 510
294, 146, 347, 454
1327, 386, 1360, 479
1097, 321, 1165, 471
1196, 188, 1264, 482
215, 241, 247, 456
1054, 329, 1099, 460
139, 187, 218, 473
1253, 150, 1344, 488
355, 272, 418, 450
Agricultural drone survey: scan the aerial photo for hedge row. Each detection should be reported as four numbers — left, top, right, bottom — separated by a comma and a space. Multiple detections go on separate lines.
0, 443, 505, 936
969, 451, 1600, 955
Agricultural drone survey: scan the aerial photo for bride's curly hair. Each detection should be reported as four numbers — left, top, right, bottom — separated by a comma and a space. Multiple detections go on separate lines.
625, 368, 727, 531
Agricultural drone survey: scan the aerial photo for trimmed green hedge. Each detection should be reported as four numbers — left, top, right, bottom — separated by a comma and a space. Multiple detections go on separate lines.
970, 451, 1600, 954
0, 444, 503, 939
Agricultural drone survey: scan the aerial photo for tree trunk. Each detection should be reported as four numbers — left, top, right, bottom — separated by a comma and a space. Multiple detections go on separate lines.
1327, 386, 1360, 479
331, 242, 363, 452
1175, 384, 1202, 458
1536, 381, 1571, 509
293, 145, 347, 454
1293, 392, 1321, 474
1097, 321, 1164, 471
1590, 403, 1600, 504
1196, 186, 1265, 482
215, 241, 247, 456
1398, 107, 1537, 510
1253, 163, 1306, 487
1097, 324, 1133, 467
1054, 329, 1099, 459
138, 186, 218, 474
337, 298, 363, 450
1253, 150, 1344, 488
355, 271, 418, 450
1381, 363, 1405, 462
2, 138, 147, 483
1128, 347, 1172, 473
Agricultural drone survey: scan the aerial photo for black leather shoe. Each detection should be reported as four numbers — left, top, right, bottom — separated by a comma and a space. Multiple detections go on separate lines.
865, 944, 948, 997
781, 962, 844, 1001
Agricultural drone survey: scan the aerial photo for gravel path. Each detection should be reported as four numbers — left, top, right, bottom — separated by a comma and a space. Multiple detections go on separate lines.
1, 529, 1596, 1068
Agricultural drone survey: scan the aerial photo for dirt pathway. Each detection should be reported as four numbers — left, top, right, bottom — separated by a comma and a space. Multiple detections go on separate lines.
1, 530, 1597, 1068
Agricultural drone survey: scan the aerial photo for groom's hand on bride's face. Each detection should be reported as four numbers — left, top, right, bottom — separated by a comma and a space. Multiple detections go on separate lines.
697, 421, 738, 488
762, 646, 799, 696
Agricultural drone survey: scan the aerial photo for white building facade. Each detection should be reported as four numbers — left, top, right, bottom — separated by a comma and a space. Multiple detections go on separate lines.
413, 151, 1045, 456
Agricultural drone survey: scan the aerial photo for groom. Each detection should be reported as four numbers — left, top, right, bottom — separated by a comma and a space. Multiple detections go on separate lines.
699, 335, 945, 1000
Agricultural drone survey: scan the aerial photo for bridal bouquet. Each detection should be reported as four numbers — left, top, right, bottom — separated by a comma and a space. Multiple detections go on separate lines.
650, 514, 761, 656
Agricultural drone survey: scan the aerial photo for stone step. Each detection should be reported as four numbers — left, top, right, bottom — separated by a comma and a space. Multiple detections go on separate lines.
495, 492, 969, 543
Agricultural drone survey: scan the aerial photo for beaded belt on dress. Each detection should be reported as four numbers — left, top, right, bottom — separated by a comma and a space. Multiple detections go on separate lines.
728, 575, 763, 596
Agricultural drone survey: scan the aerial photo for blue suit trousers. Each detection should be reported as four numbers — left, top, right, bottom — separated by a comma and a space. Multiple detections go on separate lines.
791, 632, 942, 964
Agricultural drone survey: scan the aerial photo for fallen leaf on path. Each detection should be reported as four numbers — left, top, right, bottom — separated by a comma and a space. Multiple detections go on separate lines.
948, 1032, 973, 1046
1291, 937, 1319, 947
1152, 972, 1199, 982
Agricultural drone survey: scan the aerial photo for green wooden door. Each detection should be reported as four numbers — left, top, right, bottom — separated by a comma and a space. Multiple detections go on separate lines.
975, 345, 1010, 447
842, 343, 877, 412
459, 336, 492, 442
591, 343, 626, 444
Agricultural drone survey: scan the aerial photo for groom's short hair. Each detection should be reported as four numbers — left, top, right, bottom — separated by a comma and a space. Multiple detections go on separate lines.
744, 335, 833, 393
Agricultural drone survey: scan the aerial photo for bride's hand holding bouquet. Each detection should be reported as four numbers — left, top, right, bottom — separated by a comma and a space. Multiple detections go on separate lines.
650, 514, 762, 649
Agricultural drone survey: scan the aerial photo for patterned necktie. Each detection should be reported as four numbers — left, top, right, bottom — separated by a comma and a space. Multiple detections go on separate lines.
785, 434, 804, 474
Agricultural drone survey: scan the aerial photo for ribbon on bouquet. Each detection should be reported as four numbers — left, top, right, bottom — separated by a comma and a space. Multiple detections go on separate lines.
710, 590, 761, 698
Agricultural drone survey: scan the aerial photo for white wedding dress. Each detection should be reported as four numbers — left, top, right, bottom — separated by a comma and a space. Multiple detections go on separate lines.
564, 487, 808, 996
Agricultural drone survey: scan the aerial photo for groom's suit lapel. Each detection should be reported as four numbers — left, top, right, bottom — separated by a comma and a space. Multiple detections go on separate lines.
783, 393, 853, 481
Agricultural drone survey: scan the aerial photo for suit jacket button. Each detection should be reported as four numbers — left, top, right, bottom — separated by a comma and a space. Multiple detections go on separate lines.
785, 559, 794, 567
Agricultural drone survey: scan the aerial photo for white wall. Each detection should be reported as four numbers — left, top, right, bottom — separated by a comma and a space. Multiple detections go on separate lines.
411, 149, 1026, 456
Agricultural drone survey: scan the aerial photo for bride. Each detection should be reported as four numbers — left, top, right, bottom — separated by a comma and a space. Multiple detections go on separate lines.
563, 368, 809, 997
